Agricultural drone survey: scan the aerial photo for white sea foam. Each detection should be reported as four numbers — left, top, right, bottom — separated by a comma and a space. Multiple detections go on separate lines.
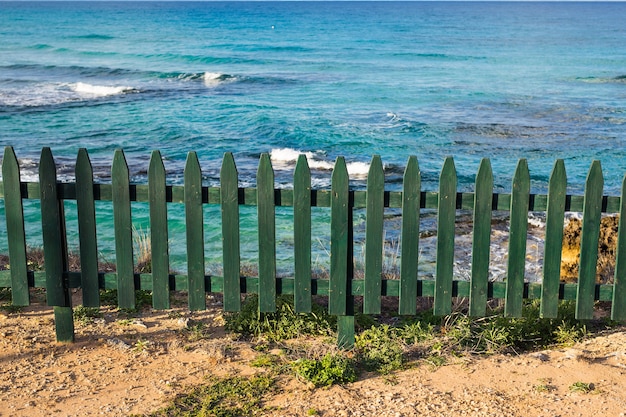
270, 147, 374, 177
71, 82, 134, 97
203, 72, 235, 87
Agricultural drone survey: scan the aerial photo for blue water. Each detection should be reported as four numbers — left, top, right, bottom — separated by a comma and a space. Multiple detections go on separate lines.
1, 2, 626, 277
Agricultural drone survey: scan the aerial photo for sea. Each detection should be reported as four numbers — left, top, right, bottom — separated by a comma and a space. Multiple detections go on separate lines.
1, 1, 626, 280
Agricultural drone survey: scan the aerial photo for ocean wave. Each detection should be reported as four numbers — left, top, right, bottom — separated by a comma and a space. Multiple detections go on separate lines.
70, 82, 136, 97
270, 148, 372, 177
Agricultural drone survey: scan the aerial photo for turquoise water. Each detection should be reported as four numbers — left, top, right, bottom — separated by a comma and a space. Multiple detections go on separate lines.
1, 2, 626, 276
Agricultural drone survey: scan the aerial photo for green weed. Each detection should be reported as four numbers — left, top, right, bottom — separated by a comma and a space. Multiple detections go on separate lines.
146, 374, 276, 417
569, 381, 594, 393
292, 353, 357, 387
224, 295, 336, 342
73, 306, 102, 325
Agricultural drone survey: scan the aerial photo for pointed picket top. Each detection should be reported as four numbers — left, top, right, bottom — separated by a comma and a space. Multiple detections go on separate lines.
399, 156, 420, 315
294, 154, 312, 313
75, 148, 99, 307
2, 147, 29, 306
112, 149, 135, 309
505, 159, 530, 317
149, 150, 170, 309
541, 159, 567, 318
364, 155, 384, 315
612, 171, 626, 320
184, 151, 206, 311
257, 153, 277, 313
39, 147, 69, 307
577, 160, 604, 320
469, 158, 493, 316
221, 152, 241, 312
434, 156, 457, 316
330, 156, 350, 316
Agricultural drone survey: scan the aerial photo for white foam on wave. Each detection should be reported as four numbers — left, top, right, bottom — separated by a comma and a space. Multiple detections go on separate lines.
71, 82, 134, 97
270, 148, 371, 177
203, 72, 234, 87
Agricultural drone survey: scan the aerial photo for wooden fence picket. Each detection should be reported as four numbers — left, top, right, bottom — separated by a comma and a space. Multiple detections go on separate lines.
75, 148, 100, 307
434, 157, 456, 316
469, 158, 493, 316
541, 159, 567, 318
184, 151, 206, 310
112, 149, 135, 309
148, 150, 170, 309
612, 172, 626, 321
1, 146, 29, 306
257, 153, 277, 313
505, 159, 530, 317
399, 156, 420, 315
363, 155, 384, 315
577, 161, 603, 320
220, 152, 241, 312
293, 154, 312, 313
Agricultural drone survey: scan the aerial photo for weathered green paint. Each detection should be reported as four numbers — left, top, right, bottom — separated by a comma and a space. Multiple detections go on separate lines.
363, 155, 384, 314
541, 160, 566, 318
505, 159, 530, 317
330, 157, 350, 316
399, 156, 420, 315
75, 148, 100, 307
434, 157, 457, 316
149, 150, 170, 309
612, 172, 626, 320
337, 315, 355, 349
469, 158, 493, 316
39, 148, 70, 307
294, 154, 312, 313
220, 152, 241, 312
112, 149, 135, 309
184, 152, 206, 310
2, 147, 29, 306
577, 161, 603, 320
53, 306, 75, 343
257, 153, 277, 313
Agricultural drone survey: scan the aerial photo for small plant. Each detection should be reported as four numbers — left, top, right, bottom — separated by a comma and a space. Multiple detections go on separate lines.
534, 378, 555, 393
147, 374, 276, 417
554, 321, 587, 346
569, 381, 594, 393
133, 339, 151, 353
224, 295, 335, 342
293, 353, 357, 387
356, 325, 405, 374
307, 408, 319, 416
0, 303, 23, 314
73, 306, 102, 325
183, 320, 213, 342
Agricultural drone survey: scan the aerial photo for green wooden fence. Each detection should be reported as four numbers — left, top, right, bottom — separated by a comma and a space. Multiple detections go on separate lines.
1, 146, 625, 348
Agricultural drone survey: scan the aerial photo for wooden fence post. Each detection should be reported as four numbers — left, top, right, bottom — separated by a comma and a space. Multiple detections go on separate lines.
39, 147, 74, 342
330, 157, 354, 348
